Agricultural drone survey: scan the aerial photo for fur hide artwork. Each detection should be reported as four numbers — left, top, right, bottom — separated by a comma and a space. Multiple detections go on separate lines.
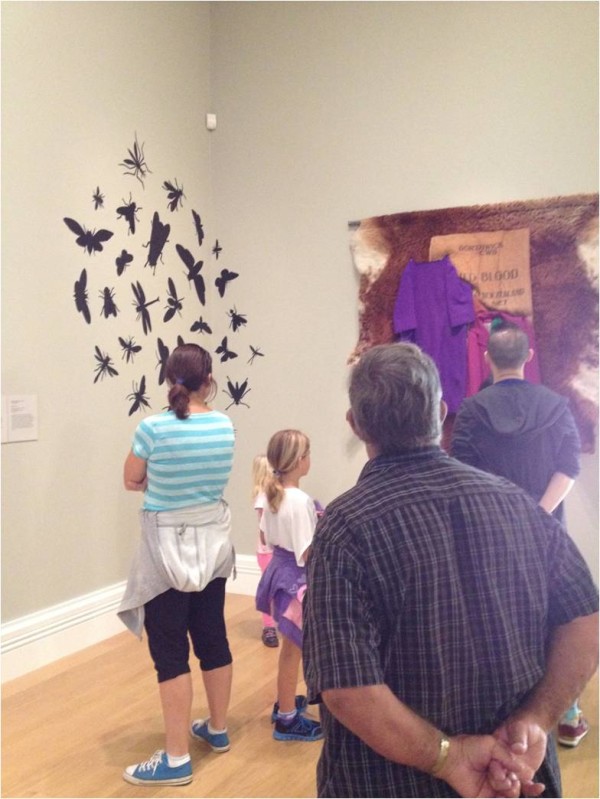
349, 193, 599, 453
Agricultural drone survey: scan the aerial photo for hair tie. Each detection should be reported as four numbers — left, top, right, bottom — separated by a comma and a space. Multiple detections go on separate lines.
272, 469, 283, 477
176, 377, 185, 385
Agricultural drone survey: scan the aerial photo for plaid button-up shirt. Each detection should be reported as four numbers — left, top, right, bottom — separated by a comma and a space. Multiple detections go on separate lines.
304, 448, 598, 798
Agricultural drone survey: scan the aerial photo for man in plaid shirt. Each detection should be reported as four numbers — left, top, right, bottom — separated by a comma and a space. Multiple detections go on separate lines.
303, 343, 598, 798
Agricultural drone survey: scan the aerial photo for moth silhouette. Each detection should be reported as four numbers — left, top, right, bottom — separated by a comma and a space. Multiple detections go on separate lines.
163, 179, 185, 212
93, 346, 119, 383
191, 210, 204, 246
144, 212, 170, 273
223, 377, 250, 410
156, 337, 170, 385
100, 287, 119, 318
116, 249, 134, 276
163, 278, 184, 322
247, 345, 265, 364
127, 375, 151, 416
120, 133, 151, 188
227, 307, 247, 332
73, 269, 91, 324
215, 268, 239, 298
64, 217, 114, 255
212, 239, 223, 259
92, 186, 105, 210
131, 281, 159, 335
215, 336, 238, 363
119, 336, 142, 363
116, 194, 141, 235
176, 244, 205, 305
191, 317, 212, 335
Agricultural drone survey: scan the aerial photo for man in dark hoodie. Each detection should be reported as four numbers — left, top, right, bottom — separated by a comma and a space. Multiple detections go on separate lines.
451, 320, 587, 747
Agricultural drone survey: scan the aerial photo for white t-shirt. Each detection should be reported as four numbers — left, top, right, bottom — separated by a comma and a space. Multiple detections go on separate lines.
258, 487, 317, 566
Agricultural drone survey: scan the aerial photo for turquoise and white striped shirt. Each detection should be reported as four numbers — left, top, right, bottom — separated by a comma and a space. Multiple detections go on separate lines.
132, 410, 235, 511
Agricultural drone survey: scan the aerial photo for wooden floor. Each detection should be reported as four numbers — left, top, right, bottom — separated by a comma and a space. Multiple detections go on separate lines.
2, 594, 598, 798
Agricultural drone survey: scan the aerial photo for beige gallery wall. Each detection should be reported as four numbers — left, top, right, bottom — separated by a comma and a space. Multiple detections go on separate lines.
2, 1, 598, 626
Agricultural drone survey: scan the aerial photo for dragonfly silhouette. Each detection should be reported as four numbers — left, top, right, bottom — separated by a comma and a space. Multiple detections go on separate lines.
93, 346, 119, 383
247, 345, 265, 364
131, 281, 159, 335
163, 278, 184, 322
176, 244, 205, 305
119, 336, 142, 363
127, 376, 151, 416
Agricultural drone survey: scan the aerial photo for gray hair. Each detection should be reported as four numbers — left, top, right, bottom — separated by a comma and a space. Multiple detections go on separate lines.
349, 343, 443, 453
487, 323, 530, 369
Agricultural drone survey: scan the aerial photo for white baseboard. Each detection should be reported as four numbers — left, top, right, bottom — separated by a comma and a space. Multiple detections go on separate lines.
1, 555, 260, 683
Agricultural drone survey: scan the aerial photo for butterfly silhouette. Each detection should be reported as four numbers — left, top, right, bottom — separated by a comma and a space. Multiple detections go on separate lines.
191, 317, 212, 335
163, 278, 184, 322
215, 268, 239, 298
131, 281, 159, 335
116, 249, 134, 276
73, 269, 91, 324
64, 217, 113, 255
144, 212, 170, 273
215, 336, 238, 363
93, 346, 119, 383
163, 179, 185, 212
176, 244, 205, 305
191, 210, 204, 246
127, 376, 151, 415
156, 337, 170, 385
119, 336, 142, 363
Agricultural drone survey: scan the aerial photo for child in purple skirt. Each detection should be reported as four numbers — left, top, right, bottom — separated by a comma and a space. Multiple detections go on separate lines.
255, 429, 323, 742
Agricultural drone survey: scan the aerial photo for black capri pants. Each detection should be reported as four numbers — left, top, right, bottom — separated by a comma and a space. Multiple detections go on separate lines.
144, 577, 232, 683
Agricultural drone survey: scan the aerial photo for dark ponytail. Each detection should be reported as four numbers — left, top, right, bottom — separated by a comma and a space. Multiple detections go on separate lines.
166, 344, 215, 419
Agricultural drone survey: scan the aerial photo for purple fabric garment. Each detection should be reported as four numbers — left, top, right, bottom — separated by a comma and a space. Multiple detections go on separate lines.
255, 546, 306, 648
393, 256, 475, 413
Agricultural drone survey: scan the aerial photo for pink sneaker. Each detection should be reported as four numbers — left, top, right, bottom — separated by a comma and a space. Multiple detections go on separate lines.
558, 714, 590, 747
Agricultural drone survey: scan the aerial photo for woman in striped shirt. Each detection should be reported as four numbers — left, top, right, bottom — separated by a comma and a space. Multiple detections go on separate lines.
120, 344, 235, 787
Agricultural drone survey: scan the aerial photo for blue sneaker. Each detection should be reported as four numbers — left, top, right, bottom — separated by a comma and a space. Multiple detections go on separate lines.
271, 694, 308, 723
190, 718, 231, 752
273, 712, 323, 742
123, 750, 192, 786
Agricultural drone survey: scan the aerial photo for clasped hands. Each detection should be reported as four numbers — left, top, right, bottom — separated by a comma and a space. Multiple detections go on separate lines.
436, 719, 547, 799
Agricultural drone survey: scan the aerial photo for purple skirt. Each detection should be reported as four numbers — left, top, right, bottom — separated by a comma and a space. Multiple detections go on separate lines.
255, 546, 306, 648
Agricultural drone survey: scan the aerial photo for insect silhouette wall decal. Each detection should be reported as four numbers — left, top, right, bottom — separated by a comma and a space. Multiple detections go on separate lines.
74, 269, 91, 324
92, 187, 105, 210
212, 239, 223, 259
100, 287, 119, 318
131, 281, 159, 335
248, 345, 265, 364
163, 278, 184, 322
144, 212, 170, 273
119, 336, 142, 363
93, 346, 119, 383
163, 179, 185, 212
215, 268, 239, 298
191, 210, 204, 246
116, 194, 141, 235
223, 377, 251, 410
127, 376, 151, 415
156, 337, 170, 384
176, 244, 205, 305
120, 133, 151, 188
191, 317, 212, 335
215, 336, 238, 363
64, 217, 114, 255
227, 307, 247, 332
116, 249, 134, 276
